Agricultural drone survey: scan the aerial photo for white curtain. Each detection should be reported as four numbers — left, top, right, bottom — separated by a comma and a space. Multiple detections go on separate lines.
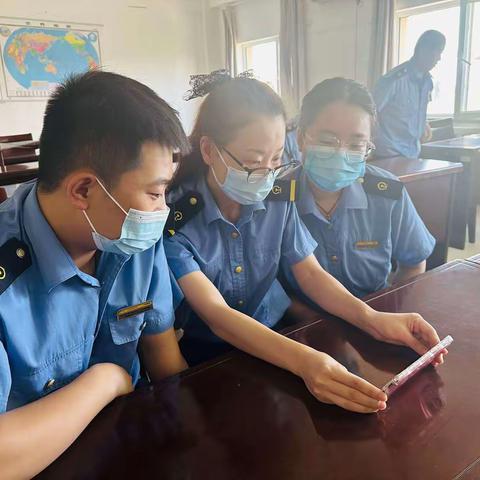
222, 6, 238, 76
280, 0, 307, 117
368, 0, 396, 89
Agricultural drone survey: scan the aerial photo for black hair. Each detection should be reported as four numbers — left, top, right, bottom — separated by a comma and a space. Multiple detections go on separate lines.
169, 76, 286, 190
298, 77, 376, 133
38, 70, 189, 192
414, 30, 446, 56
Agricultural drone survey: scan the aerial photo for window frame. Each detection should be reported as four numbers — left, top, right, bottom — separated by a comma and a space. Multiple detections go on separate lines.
237, 35, 280, 94
395, 0, 480, 119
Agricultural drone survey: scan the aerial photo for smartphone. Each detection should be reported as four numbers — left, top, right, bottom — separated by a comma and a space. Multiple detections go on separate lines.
382, 335, 453, 396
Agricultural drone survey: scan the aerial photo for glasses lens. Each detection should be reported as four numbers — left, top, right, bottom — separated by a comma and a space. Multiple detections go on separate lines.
247, 168, 271, 183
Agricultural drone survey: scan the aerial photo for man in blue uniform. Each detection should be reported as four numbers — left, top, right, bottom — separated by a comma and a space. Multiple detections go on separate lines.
0, 71, 189, 478
373, 30, 446, 158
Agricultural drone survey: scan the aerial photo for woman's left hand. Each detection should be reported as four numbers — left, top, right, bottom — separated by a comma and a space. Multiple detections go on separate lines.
365, 311, 447, 366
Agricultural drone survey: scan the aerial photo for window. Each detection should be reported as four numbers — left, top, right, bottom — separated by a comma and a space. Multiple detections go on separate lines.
463, 2, 480, 112
396, 0, 480, 117
397, 3, 460, 115
239, 37, 280, 93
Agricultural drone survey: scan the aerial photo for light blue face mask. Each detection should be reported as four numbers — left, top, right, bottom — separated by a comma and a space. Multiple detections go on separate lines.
303, 146, 366, 192
83, 178, 169, 255
211, 146, 278, 205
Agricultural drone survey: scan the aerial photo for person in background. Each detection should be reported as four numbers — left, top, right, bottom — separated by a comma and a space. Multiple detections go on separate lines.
373, 30, 446, 159
0, 71, 189, 478
283, 77, 435, 300
164, 71, 444, 416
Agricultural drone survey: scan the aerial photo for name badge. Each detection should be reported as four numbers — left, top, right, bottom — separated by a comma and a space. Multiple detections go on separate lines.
116, 301, 153, 320
355, 240, 380, 250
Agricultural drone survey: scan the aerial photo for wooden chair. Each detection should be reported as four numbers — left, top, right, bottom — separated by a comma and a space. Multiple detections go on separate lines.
0, 133, 38, 165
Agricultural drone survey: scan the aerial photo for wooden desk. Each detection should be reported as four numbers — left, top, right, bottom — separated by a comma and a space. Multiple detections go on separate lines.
0, 162, 39, 186
421, 135, 480, 247
37, 261, 480, 480
370, 157, 463, 269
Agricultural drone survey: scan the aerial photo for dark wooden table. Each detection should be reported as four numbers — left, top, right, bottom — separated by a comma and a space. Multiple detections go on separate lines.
37, 260, 480, 480
0, 161, 39, 186
370, 157, 463, 269
421, 135, 480, 248
0, 140, 39, 168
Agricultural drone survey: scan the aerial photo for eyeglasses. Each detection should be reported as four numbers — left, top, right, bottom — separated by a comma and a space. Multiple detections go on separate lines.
222, 147, 300, 184
305, 133, 375, 163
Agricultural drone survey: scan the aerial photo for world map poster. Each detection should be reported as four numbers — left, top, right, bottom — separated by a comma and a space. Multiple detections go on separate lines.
0, 19, 102, 100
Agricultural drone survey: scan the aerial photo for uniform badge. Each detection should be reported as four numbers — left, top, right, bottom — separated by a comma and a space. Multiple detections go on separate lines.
117, 300, 153, 320
355, 240, 380, 250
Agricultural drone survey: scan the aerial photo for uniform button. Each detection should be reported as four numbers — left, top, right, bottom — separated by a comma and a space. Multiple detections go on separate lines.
139, 321, 147, 332
231, 231, 239, 239
234, 265, 243, 274
238, 300, 244, 306
327, 224, 333, 230
16, 248, 25, 258
44, 378, 56, 390
331, 255, 338, 262
189, 197, 198, 206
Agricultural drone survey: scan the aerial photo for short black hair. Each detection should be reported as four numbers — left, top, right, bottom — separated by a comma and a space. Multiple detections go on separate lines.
298, 77, 376, 133
414, 30, 446, 56
38, 70, 189, 192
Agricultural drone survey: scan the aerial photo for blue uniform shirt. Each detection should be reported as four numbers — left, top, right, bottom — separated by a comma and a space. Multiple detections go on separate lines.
284, 164, 435, 298
373, 60, 433, 158
164, 175, 317, 362
0, 182, 175, 412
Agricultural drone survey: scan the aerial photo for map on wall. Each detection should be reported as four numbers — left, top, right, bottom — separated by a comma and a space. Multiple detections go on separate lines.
0, 19, 102, 100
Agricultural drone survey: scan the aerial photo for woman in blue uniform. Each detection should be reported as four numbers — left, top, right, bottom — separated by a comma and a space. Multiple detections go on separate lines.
283, 77, 435, 299
165, 71, 444, 414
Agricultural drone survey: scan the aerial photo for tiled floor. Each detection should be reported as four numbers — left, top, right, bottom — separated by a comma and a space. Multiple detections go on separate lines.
447, 207, 480, 261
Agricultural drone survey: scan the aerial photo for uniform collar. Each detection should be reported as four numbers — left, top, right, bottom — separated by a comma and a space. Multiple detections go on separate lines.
297, 171, 368, 221
407, 60, 432, 82
23, 183, 100, 292
196, 175, 266, 226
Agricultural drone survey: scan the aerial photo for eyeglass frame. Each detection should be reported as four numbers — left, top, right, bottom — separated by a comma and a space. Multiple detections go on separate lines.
220, 146, 300, 181
304, 133, 376, 159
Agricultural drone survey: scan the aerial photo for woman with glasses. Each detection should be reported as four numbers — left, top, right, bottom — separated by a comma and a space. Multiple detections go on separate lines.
283, 77, 435, 299
164, 72, 443, 414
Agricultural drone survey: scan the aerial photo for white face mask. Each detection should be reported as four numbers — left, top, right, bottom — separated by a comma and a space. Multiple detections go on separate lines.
83, 178, 170, 255
211, 145, 278, 205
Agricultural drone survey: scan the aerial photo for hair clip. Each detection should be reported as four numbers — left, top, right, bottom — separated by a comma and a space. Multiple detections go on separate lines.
184, 69, 255, 101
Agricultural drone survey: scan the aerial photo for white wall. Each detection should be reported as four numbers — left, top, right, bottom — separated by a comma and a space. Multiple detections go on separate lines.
211, 0, 377, 110
0, 0, 208, 138
304, 0, 375, 89
235, 0, 280, 43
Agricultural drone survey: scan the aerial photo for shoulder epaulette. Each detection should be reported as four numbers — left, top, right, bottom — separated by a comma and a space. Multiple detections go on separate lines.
166, 191, 204, 236
266, 179, 298, 202
0, 238, 31, 295
384, 64, 409, 82
362, 174, 404, 200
